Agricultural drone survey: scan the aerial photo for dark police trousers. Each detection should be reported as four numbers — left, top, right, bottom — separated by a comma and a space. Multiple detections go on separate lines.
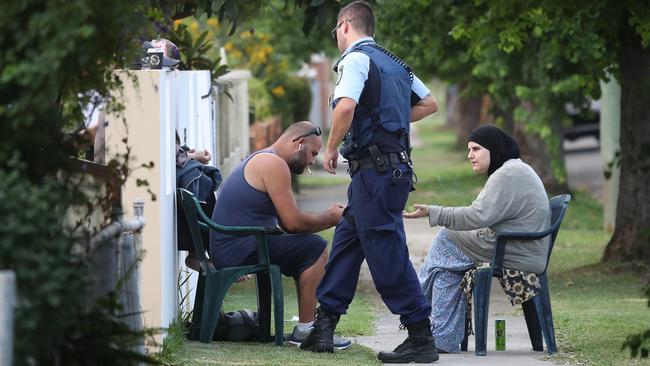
316, 162, 431, 325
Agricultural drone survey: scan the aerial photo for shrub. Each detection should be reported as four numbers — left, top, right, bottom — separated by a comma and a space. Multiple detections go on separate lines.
248, 77, 274, 123
0, 161, 86, 364
285, 76, 312, 124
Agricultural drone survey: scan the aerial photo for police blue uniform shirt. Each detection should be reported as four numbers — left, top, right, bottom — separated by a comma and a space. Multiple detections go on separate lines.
317, 37, 432, 326
333, 37, 431, 108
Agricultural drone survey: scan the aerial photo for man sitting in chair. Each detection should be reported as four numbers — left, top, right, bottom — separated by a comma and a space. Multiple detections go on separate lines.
210, 121, 351, 349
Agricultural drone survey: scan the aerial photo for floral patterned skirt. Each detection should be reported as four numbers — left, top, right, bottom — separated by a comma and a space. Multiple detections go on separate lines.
499, 270, 542, 305
460, 265, 542, 337
461, 267, 541, 307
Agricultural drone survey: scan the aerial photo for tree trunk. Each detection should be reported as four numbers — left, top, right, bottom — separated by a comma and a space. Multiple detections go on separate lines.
602, 19, 650, 263
453, 82, 483, 148
509, 108, 570, 193
445, 84, 459, 128
500, 101, 515, 135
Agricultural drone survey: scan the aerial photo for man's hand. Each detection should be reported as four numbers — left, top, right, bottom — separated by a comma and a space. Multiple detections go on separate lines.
235, 274, 252, 283
323, 147, 339, 174
402, 204, 430, 219
188, 148, 211, 164
326, 97, 356, 174
327, 203, 345, 226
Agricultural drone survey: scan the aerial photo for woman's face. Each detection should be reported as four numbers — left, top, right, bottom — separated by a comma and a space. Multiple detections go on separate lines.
467, 141, 490, 174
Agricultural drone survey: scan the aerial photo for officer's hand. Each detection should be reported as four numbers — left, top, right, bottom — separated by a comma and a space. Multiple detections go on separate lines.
323, 147, 338, 174
402, 204, 430, 219
328, 202, 345, 226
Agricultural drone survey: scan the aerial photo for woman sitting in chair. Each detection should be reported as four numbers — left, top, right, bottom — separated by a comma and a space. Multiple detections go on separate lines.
403, 125, 550, 353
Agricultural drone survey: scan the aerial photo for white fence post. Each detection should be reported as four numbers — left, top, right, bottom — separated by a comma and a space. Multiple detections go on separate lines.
215, 70, 251, 177
0, 270, 16, 366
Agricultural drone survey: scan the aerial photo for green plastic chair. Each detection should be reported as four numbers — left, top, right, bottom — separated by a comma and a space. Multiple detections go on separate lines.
177, 188, 284, 345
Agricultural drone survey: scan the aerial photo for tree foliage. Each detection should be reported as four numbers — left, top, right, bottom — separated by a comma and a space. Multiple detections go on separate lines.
0, 0, 145, 175
0, 0, 340, 363
248, 0, 341, 68
377, 0, 478, 86
168, 23, 228, 77
378, 1, 650, 217
0, 1, 151, 364
378, 1, 593, 189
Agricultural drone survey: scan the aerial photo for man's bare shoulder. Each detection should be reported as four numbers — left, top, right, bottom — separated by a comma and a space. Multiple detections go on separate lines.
247, 151, 287, 173
244, 151, 289, 191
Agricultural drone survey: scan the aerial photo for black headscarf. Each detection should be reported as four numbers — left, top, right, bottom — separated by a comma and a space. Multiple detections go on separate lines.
468, 125, 520, 176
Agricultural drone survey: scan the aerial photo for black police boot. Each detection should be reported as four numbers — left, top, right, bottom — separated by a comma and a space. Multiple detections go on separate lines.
300, 307, 340, 353
377, 318, 439, 363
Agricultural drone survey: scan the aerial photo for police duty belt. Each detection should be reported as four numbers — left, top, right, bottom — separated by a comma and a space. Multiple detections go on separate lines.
348, 151, 412, 176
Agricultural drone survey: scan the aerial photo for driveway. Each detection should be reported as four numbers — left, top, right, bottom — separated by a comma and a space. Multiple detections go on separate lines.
564, 136, 603, 200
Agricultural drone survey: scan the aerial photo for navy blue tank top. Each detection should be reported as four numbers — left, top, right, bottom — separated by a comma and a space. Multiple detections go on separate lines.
210, 149, 279, 229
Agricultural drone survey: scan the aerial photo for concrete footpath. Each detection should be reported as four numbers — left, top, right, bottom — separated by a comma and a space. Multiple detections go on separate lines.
296, 165, 567, 366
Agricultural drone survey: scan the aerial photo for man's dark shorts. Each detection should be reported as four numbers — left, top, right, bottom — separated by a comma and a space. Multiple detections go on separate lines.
211, 233, 327, 279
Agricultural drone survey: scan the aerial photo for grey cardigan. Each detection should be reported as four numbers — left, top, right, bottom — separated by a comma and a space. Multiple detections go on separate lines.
428, 159, 550, 273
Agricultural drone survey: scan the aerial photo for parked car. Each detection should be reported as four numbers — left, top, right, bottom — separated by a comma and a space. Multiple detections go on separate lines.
563, 100, 600, 141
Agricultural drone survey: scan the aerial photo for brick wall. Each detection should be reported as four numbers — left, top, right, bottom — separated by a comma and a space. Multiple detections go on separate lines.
249, 115, 283, 152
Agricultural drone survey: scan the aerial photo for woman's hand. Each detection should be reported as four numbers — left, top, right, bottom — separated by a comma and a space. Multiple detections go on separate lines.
402, 204, 430, 219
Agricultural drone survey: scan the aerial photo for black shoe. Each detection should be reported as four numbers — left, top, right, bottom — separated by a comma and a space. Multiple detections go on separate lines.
377, 318, 439, 363
300, 307, 341, 353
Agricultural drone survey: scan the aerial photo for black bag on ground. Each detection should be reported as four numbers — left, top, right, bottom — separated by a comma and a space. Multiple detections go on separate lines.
213, 309, 259, 342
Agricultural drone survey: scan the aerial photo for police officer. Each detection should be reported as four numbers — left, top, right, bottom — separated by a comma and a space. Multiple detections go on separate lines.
300, 1, 439, 363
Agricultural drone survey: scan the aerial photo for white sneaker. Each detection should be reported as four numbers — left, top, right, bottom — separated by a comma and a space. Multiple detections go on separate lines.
287, 325, 352, 350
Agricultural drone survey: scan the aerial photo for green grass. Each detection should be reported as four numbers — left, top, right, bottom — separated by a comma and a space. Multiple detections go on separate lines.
551, 266, 650, 366
549, 191, 650, 366
160, 226, 377, 365
165, 342, 378, 366
409, 116, 650, 366
160, 278, 377, 366
158, 317, 190, 365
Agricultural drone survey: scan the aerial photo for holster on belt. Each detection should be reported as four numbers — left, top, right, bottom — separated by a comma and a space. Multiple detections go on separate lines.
368, 145, 387, 173
347, 146, 413, 177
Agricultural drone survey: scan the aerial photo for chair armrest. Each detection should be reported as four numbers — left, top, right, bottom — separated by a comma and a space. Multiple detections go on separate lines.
201, 219, 274, 266
497, 228, 554, 241
198, 221, 209, 232
491, 227, 555, 271
197, 219, 277, 237
188, 194, 274, 265
197, 221, 276, 266
189, 196, 268, 236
